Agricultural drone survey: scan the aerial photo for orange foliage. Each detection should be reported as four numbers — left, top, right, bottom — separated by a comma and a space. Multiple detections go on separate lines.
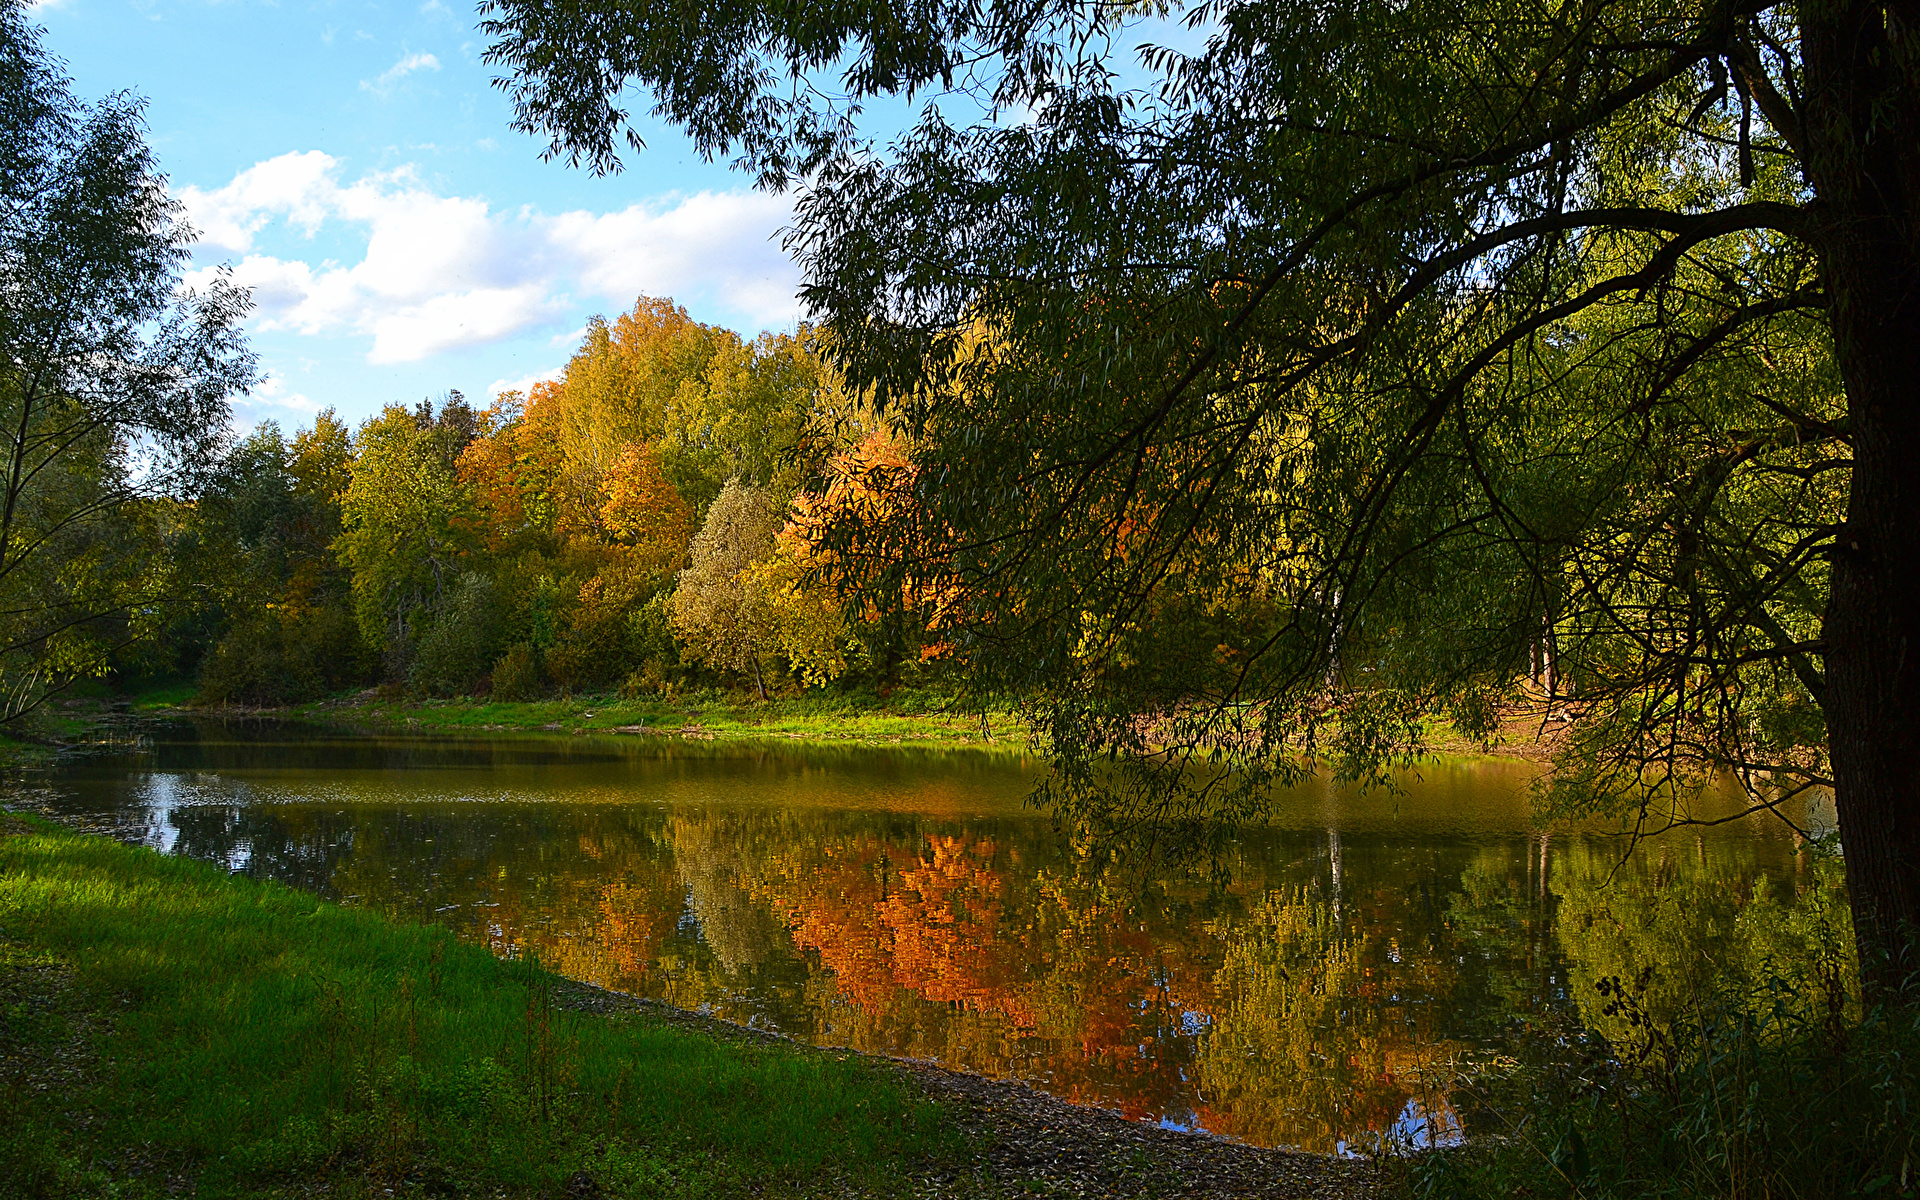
786, 425, 962, 643
598, 442, 693, 570
455, 387, 572, 551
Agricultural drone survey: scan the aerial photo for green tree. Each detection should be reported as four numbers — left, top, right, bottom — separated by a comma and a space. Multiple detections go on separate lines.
190, 421, 369, 705
484, 0, 1920, 985
660, 328, 834, 513
335, 403, 474, 674
0, 1, 256, 719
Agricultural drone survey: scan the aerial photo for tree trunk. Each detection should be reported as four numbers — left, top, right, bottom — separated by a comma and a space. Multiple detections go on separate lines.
1802, 0, 1920, 995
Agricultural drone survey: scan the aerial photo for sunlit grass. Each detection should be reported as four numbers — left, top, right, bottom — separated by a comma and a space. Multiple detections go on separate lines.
0, 815, 958, 1198
291, 689, 1030, 751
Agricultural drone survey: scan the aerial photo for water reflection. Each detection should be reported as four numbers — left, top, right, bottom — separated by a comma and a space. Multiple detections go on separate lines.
18, 719, 1839, 1153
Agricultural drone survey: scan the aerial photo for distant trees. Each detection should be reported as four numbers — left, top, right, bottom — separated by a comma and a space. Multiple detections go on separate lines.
0, 1, 257, 722
193, 417, 366, 705
174, 295, 932, 706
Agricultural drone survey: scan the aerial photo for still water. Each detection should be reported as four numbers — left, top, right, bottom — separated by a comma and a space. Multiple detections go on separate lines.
16, 720, 1840, 1154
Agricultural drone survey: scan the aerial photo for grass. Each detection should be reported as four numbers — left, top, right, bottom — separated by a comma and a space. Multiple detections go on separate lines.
279, 688, 1031, 752
0, 812, 964, 1200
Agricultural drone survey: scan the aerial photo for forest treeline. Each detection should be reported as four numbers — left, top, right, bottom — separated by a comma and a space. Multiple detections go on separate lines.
176, 297, 933, 709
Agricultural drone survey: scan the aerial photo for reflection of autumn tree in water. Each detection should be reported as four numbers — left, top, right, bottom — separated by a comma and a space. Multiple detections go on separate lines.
211, 793, 1819, 1152
665, 813, 1516, 1151
672, 815, 788, 973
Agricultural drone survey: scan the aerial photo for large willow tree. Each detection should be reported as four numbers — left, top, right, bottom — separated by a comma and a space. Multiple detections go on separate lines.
484, 0, 1918, 985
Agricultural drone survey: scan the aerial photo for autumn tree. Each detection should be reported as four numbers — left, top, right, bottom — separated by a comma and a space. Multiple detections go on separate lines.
671, 479, 785, 696
456, 387, 570, 554
661, 327, 838, 511
485, 0, 1920, 986
193, 419, 368, 705
598, 441, 694, 571
546, 297, 732, 517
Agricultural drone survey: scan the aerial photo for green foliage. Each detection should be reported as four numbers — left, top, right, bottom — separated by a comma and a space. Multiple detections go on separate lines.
660, 329, 833, 514
0, 817, 954, 1199
670, 480, 785, 693
547, 557, 667, 691
334, 403, 476, 668
196, 605, 368, 706
0, 0, 256, 721
412, 573, 509, 696
1399, 848, 1911, 1200
1411, 962, 1917, 1200
491, 643, 543, 702
625, 589, 684, 687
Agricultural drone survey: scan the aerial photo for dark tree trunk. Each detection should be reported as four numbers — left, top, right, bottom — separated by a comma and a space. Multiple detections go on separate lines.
1802, 0, 1920, 994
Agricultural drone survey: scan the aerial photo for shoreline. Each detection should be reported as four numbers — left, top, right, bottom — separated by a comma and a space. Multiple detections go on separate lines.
550, 974, 1387, 1200
0, 804, 1390, 1199
4, 688, 1548, 775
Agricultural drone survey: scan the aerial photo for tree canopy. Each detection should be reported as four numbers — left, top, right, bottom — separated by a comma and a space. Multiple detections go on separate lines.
483, 0, 1920, 984
0, 0, 256, 720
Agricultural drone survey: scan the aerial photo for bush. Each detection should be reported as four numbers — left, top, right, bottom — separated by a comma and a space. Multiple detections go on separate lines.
628, 591, 682, 675
412, 573, 505, 696
489, 643, 542, 701
197, 605, 370, 705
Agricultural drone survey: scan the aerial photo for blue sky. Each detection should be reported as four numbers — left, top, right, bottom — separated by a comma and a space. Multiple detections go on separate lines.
32, 0, 1205, 435
33, 0, 802, 431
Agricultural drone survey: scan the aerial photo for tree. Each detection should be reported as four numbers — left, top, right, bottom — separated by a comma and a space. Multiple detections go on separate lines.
670, 478, 785, 696
0, 0, 256, 719
484, 0, 1920, 986
660, 327, 836, 511
597, 441, 694, 571
334, 403, 474, 673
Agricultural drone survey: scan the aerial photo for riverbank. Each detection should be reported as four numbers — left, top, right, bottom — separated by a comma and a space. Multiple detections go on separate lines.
0, 810, 1385, 1200
0, 688, 1030, 773
287, 690, 1031, 751
1, 682, 1552, 776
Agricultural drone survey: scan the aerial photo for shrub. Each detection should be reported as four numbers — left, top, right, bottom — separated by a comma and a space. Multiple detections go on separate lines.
197, 605, 369, 705
1407, 950, 1920, 1200
490, 643, 542, 701
412, 573, 505, 696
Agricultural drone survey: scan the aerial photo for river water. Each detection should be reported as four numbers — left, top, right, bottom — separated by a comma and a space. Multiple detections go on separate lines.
14, 718, 1841, 1155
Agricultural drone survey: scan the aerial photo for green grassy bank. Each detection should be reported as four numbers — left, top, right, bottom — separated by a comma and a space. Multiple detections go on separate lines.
0, 812, 959, 1200
0, 686, 1031, 772
282, 690, 1029, 751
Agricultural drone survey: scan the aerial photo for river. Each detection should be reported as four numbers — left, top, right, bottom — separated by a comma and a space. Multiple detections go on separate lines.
13, 718, 1841, 1156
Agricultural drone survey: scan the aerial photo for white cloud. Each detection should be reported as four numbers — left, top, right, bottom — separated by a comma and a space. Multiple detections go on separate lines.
251, 372, 321, 414
230, 371, 321, 433
542, 191, 800, 331
362, 51, 440, 97
488, 367, 566, 399
180, 152, 802, 367
178, 151, 339, 251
